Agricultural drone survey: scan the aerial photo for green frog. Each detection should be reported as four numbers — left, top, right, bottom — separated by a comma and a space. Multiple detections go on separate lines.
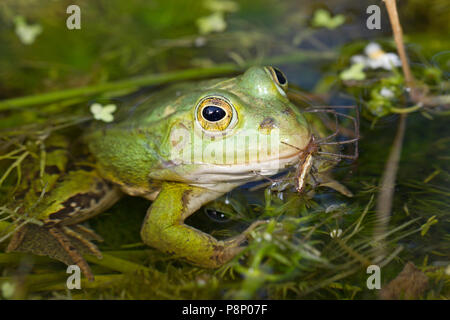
4, 66, 351, 280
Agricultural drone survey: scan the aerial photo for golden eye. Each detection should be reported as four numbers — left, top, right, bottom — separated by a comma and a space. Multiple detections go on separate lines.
196, 96, 234, 131
267, 66, 288, 91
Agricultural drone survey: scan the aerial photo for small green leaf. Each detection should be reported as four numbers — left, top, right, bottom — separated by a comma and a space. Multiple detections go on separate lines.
14, 16, 42, 45
420, 216, 438, 236
196, 12, 227, 35
339, 63, 366, 81
312, 9, 345, 30
90, 103, 117, 122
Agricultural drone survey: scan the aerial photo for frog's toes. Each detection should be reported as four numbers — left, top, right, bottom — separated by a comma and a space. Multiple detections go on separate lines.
6, 223, 102, 281
69, 224, 104, 242
47, 226, 96, 281
228, 219, 269, 245
212, 220, 268, 266
60, 225, 103, 259
211, 244, 244, 267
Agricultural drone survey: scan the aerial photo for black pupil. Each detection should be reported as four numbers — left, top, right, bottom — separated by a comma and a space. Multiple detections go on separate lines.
273, 68, 287, 85
202, 106, 226, 122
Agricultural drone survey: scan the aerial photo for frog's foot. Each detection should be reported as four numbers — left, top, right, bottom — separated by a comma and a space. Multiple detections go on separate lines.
47, 226, 100, 281
141, 182, 267, 268
7, 223, 103, 281
60, 225, 104, 259
212, 220, 268, 265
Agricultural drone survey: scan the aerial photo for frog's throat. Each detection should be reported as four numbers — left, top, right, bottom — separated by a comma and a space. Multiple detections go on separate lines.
183, 150, 302, 186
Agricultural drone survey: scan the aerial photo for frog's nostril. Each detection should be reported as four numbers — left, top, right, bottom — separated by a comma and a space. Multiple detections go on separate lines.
259, 117, 277, 133
282, 108, 295, 116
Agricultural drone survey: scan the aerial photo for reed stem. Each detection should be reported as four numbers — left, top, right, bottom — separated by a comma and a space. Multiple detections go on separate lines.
0, 50, 335, 111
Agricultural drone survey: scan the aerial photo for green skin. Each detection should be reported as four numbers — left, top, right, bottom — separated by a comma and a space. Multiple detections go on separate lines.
6, 66, 347, 280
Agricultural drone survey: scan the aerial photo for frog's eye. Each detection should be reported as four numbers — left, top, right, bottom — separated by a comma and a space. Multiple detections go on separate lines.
266, 66, 288, 92
196, 96, 235, 132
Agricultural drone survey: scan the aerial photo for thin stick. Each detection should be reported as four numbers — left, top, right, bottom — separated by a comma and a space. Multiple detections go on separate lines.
383, 0, 415, 91
384, 1, 449, 108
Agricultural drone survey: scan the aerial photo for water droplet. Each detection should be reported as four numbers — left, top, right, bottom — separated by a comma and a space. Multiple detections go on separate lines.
205, 209, 230, 223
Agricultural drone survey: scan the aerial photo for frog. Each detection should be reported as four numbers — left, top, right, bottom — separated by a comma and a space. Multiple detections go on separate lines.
4, 66, 352, 281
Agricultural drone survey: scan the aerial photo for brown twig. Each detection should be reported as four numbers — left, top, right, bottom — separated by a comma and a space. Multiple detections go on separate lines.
383, 0, 415, 90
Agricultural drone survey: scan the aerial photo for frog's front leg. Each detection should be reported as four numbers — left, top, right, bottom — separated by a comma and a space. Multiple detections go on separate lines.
141, 182, 264, 268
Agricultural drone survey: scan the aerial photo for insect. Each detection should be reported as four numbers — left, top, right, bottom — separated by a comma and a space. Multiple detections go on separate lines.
281, 104, 360, 195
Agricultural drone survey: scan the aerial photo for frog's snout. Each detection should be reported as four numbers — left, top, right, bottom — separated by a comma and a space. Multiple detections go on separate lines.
240, 66, 289, 99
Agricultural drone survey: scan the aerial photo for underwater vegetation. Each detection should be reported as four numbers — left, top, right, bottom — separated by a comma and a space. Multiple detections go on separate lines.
0, 0, 449, 299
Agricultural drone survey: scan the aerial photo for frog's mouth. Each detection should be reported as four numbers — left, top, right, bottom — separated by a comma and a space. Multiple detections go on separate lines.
184, 149, 302, 186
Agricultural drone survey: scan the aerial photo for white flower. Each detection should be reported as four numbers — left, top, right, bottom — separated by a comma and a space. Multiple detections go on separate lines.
350, 55, 366, 65
90, 103, 117, 123
14, 16, 42, 45
350, 42, 401, 70
364, 42, 383, 56
380, 87, 395, 98
330, 229, 343, 238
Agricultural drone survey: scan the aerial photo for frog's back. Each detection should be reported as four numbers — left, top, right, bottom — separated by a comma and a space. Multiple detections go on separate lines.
102, 79, 226, 128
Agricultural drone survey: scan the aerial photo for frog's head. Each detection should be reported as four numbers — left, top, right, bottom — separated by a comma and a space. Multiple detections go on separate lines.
156, 66, 312, 186
87, 66, 313, 189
